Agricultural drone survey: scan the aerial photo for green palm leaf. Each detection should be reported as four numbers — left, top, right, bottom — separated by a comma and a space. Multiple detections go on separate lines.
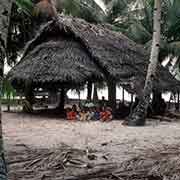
168, 41, 180, 57
2, 79, 16, 98
15, 0, 34, 16
126, 20, 152, 44
60, 0, 105, 22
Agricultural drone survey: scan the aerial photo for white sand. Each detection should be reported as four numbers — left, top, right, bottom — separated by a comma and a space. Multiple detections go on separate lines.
3, 112, 180, 163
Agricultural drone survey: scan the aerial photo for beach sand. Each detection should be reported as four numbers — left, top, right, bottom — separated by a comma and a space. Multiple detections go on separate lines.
3, 112, 180, 163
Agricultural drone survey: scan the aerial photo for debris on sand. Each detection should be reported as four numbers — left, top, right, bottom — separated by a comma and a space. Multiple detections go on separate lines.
7, 144, 180, 180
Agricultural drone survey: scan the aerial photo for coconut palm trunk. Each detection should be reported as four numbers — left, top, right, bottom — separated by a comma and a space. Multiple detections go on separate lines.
128, 0, 161, 126
0, 0, 12, 178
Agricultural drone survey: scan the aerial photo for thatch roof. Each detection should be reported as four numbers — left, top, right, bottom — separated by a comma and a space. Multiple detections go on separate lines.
8, 15, 147, 86
156, 66, 180, 92
8, 15, 180, 93
8, 38, 102, 87
118, 64, 180, 95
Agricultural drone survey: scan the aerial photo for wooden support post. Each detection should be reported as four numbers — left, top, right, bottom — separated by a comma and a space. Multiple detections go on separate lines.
24, 83, 34, 112
87, 81, 92, 100
78, 90, 81, 108
93, 83, 98, 102
58, 88, 65, 112
168, 93, 173, 110
131, 94, 134, 104
122, 88, 125, 104
107, 80, 116, 112
177, 92, 180, 111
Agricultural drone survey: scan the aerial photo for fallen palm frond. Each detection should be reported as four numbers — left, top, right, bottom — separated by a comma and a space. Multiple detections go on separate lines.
6, 143, 180, 180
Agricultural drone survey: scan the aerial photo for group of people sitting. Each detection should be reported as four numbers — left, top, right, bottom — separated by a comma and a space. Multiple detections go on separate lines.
66, 104, 113, 122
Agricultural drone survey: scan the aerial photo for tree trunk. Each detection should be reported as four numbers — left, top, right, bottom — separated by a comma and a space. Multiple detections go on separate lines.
107, 80, 116, 112
7, 95, 10, 112
0, 54, 7, 179
87, 81, 92, 100
0, 0, 12, 178
93, 83, 98, 102
128, 0, 161, 126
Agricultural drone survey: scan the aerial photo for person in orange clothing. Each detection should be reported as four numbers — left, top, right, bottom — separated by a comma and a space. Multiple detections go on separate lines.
66, 107, 77, 120
100, 107, 113, 122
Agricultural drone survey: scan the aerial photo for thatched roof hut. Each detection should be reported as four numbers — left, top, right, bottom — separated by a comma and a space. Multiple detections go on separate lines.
8, 15, 147, 86
8, 15, 180, 93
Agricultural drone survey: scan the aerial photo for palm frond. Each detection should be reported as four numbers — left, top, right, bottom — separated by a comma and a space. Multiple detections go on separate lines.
2, 78, 16, 98
168, 41, 180, 57
60, 0, 105, 23
15, 0, 34, 16
125, 20, 152, 44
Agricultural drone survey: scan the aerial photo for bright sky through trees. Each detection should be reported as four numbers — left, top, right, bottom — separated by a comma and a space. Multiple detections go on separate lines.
94, 0, 106, 12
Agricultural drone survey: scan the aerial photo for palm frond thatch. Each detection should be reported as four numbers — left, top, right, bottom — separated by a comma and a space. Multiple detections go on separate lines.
120, 65, 180, 95
8, 38, 102, 86
8, 15, 180, 93
8, 15, 147, 82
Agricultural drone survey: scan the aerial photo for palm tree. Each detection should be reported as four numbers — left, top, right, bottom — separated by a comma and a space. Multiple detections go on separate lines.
7, 0, 106, 65
112, 0, 180, 124
128, 0, 162, 126
58, 0, 106, 23
104, 0, 180, 123
0, 0, 12, 178
0, 0, 38, 176
2, 78, 16, 112
123, 0, 180, 58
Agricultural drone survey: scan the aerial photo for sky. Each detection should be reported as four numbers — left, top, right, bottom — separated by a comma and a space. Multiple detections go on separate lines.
4, 63, 11, 74
67, 86, 135, 101
67, 87, 171, 102
94, 0, 106, 12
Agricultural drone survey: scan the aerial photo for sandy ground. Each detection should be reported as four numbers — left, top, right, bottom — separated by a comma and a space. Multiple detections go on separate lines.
2, 112, 180, 163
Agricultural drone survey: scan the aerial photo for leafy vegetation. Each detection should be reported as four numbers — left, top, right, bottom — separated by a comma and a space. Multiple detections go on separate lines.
15, 0, 34, 16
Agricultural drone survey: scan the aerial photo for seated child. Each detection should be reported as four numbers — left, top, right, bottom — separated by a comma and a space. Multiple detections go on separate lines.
66, 107, 77, 120
79, 108, 90, 121
87, 107, 95, 121
72, 104, 78, 113
94, 107, 101, 120
100, 107, 113, 122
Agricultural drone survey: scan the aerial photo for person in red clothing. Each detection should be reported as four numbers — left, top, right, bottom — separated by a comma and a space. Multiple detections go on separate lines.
100, 107, 113, 122
66, 106, 77, 120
